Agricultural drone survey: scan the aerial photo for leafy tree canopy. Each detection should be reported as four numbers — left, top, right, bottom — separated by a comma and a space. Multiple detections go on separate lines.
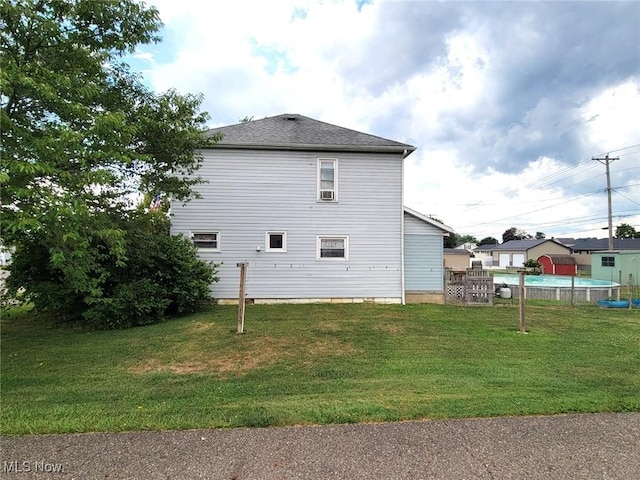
502, 227, 532, 243
615, 223, 639, 239
444, 233, 478, 249
478, 236, 499, 246
0, 0, 216, 322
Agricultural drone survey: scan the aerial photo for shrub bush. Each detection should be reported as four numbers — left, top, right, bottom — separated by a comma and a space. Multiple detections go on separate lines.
3, 213, 218, 329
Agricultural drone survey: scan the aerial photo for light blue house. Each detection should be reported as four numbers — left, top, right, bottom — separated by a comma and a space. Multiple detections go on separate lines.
591, 250, 640, 286
170, 114, 451, 304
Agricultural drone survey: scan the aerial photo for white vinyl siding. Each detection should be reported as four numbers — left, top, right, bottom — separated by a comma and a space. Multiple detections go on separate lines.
171, 149, 403, 300
403, 212, 445, 291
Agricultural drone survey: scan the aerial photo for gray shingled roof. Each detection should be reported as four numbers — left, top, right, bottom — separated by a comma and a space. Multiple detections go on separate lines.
205, 114, 416, 155
571, 238, 640, 252
538, 254, 577, 265
489, 239, 567, 251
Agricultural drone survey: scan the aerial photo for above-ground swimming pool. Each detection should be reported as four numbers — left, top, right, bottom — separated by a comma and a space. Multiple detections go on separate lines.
491, 274, 620, 303
492, 274, 619, 288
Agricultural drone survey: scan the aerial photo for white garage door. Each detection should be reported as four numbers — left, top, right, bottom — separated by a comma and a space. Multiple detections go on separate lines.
499, 253, 510, 267
513, 254, 525, 267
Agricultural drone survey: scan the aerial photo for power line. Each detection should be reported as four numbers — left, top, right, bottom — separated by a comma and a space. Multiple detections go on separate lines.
613, 189, 640, 207
458, 190, 600, 230
597, 143, 640, 155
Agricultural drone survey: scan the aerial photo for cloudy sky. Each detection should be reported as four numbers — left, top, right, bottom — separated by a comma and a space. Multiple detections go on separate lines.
131, 0, 639, 242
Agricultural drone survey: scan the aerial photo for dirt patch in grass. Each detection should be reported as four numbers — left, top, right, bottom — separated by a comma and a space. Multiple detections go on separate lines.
374, 323, 406, 335
304, 339, 359, 358
128, 336, 358, 377
186, 321, 216, 333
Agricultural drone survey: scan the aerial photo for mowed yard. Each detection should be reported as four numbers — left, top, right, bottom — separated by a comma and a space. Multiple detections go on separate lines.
1, 302, 639, 435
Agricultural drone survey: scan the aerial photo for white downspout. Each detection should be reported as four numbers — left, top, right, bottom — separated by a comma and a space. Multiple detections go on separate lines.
400, 150, 406, 305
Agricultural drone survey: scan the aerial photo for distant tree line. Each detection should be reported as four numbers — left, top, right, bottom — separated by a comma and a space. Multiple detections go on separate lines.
445, 222, 638, 249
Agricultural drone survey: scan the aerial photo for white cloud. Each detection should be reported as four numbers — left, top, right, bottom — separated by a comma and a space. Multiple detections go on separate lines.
582, 81, 640, 154
138, 0, 639, 241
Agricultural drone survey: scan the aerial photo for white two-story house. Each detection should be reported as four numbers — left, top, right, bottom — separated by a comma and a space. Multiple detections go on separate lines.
170, 113, 451, 304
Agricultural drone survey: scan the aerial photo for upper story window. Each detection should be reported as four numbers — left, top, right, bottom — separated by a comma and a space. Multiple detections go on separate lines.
601, 256, 615, 267
192, 232, 220, 251
317, 236, 348, 260
318, 158, 338, 202
266, 231, 287, 252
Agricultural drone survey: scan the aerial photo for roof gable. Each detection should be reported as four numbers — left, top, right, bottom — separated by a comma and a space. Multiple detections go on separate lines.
489, 239, 568, 252
403, 207, 454, 233
539, 254, 577, 265
205, 114, 415, 155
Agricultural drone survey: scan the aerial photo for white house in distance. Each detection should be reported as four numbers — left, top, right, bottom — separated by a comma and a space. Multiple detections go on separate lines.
170, 114, 452, 304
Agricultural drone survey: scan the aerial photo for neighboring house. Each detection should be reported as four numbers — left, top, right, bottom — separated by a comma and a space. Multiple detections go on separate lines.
591, 250, 640, 285
572, 238, 640, 267
555, 238, 577, 248
171, 113, 451, 304
488, 239, 571, 268
537, 254, 577, 275
455, 242, 477, 251
444, 248, 472, 270
471, 243, 499, 268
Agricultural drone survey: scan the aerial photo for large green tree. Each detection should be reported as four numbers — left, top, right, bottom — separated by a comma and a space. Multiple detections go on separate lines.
615, 223, 639, 239
444, 233, 478, 249
478, 236, 499, 246
1, 0, 215, 322
502, 227, 531, 243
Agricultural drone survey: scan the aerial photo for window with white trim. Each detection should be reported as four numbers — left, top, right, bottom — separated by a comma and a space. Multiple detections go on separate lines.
266, 231, 287, 252
601, 256, 615, 267
317, 236, 348, 260
318, 158, 337, 202
192, 232, 220, 251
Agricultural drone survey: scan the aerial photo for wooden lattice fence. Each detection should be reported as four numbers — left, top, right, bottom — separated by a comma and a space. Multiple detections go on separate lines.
445, 268, 494, 306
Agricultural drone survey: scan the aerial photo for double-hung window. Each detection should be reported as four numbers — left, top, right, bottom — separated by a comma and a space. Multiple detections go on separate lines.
317, 236, 348, 260
192, 232, 220, 251
318, 158, 337, 202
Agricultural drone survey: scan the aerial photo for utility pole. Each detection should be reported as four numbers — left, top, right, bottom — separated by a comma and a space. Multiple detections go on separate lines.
593, 154, 619, 251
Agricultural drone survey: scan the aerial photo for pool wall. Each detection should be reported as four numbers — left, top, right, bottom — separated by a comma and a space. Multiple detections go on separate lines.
492, 274, 621, 303
500, 285, 619, 302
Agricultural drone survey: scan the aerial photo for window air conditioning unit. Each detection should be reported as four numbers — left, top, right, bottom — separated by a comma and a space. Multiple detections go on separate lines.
320, 190, 334, 201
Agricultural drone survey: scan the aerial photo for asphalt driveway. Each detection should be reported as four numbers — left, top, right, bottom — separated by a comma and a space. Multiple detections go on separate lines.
1, 413, 639, 479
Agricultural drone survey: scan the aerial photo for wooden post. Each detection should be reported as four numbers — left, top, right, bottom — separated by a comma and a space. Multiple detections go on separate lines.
237, 262, 247, 334
518, 270, 526, 333
629, 274, 634, 310
570, 275, 575, 307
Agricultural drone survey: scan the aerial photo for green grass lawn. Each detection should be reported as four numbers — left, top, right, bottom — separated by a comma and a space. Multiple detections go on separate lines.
1, 302, 639, 434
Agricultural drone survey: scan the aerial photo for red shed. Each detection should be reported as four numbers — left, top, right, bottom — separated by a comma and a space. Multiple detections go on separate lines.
537, 254, 577, 275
